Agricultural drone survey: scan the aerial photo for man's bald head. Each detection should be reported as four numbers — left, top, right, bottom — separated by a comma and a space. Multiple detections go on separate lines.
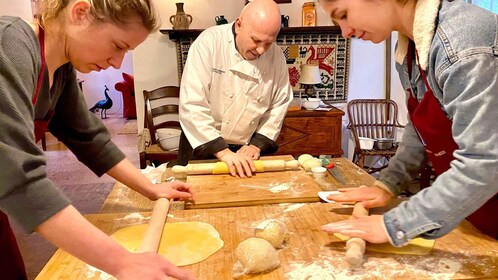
235, 0, 282, 60
241, 0, 281, 36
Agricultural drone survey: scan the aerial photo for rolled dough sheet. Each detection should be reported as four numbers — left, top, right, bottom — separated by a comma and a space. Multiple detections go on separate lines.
333, 233, 435, 255
111, 222, 224, 266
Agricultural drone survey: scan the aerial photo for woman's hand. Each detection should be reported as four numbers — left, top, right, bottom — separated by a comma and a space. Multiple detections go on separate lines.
150, 181, 195, 201
321, 215, 389, 244
114, 252, 195, 280
327, 185, 393, 208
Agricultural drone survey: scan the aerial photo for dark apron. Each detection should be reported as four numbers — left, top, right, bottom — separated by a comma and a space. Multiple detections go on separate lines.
406, 42, 498, 238
0, 26, 50, 280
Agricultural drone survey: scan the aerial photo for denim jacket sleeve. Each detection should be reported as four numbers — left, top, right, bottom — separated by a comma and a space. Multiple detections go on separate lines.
382, 38, 498, 247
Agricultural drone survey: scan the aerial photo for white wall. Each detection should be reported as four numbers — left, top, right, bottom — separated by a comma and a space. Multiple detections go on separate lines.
0, 0, 33, 20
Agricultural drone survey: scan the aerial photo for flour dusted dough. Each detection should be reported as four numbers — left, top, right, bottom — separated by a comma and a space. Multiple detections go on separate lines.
302, 158, 322, 171
334, 233, 435, 255
254, 219, 288, 248
298, 154, 314, 166
235, 237, 280, 273
111, 222, 224, 266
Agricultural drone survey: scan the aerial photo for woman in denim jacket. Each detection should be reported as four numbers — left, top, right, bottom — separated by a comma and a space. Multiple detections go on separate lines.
319, 0, 498, 246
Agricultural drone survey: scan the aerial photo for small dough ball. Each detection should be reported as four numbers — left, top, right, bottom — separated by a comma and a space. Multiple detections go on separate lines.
298, 154, 313, 166
302, 158, 322, 171
235, 238, 280, 274
254, 220, 288, 248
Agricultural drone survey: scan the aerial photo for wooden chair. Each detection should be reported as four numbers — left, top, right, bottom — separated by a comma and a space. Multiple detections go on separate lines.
347, 99, 404, 174
138, 86, 181, 169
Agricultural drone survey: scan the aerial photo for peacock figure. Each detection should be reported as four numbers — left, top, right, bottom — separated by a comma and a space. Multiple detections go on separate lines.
89, 85, 113, 119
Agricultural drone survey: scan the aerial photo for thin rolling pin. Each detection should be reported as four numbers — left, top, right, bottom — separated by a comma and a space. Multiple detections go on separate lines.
137, 198, 171, 253
172, 159, 299, 175
345, 188, 369, 266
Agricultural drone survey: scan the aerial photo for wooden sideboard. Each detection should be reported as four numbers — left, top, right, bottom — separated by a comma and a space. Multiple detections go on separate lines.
276, 107, 344, 157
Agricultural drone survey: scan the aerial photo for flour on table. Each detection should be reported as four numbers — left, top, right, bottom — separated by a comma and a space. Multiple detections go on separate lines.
280, 203, 305, 212
285, 252, 463, 280
85, 265, 114, 280
120, 212, 150, 221
268, 182, 291, 193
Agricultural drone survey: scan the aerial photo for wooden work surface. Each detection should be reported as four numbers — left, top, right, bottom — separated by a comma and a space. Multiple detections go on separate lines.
37, 203, 498, 279
100, 157, 375, 213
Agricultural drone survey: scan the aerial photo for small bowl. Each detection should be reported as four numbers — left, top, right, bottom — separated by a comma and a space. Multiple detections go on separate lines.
156, 128, 181, 150
375, 138, 394, 150
311, 166, 327, 179
358, 137, 375, 150
302, 98, 320, 110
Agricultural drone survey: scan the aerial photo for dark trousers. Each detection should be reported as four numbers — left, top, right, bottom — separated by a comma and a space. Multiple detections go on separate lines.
0, 211, 27, 280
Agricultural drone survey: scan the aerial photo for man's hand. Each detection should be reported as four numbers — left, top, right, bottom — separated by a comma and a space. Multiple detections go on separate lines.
215, 148, 256, 177
321, 215, 389, 244
236, 144, 261, 159
327, 185, 393, 208
147, 181, 195, 201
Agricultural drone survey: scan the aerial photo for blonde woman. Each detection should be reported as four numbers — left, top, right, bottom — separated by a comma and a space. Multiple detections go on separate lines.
0, 0, 194, 279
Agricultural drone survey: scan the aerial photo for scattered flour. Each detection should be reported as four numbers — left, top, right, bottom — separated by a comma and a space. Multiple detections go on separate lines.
119, 212, 150, 221
268, 182, 291, 193
285, 254, 463, 280
85, 265, 114, 280
281, 203, 305, 212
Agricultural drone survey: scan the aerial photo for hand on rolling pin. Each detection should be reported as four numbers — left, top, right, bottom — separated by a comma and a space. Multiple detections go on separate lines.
147, 181, 195, 202
321, 215, 389, 244
114, 252, 195, 280
215, 148, 256, 178
327, 185, 393, 208
236, 144, 261, 159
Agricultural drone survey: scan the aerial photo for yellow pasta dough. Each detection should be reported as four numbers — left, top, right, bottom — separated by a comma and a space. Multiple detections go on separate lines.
333, 233, 435, 255
111, 222, 224, 266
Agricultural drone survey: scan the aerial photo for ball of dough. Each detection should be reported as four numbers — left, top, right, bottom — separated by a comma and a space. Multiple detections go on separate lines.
302, 158, 322, 171
254, 220, 288, 248
298, 154, 313, 166
235, 238, 280, 274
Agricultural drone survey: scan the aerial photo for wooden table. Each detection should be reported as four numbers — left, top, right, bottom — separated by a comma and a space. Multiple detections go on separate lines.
37, 203, 498, 279
99, 157, 374, 213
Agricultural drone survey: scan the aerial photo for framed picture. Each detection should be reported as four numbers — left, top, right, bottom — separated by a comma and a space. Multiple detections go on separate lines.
275, 0, 292, 3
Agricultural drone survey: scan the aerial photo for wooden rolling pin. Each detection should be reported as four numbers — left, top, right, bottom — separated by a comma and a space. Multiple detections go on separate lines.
137, 198, 171, 253
172, 159, 299, 175
345, 194, 369, 266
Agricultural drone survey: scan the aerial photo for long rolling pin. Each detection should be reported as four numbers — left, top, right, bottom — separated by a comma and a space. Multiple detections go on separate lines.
137, 198, 171, 253
345, 195, 369, 266
172, 159, 299, 176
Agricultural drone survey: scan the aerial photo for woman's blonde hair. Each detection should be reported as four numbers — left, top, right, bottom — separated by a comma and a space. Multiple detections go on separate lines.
37, 0, 160, 32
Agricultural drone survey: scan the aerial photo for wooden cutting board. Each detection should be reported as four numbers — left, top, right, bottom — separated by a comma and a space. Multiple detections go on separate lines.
184, 167, 322, 209
37, 203, 498, 279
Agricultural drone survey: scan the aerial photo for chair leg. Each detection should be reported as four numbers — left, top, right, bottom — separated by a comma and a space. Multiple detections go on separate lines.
139, 152, 146, 169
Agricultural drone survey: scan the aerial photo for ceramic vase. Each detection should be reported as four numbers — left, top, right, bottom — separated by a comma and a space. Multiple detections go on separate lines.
169, 2, 192, 30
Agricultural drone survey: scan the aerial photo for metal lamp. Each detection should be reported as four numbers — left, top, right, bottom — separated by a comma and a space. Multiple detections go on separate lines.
299, 64, 321, 98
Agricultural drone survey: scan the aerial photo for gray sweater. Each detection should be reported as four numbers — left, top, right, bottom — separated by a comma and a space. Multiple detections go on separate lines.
0, 16, 125, 232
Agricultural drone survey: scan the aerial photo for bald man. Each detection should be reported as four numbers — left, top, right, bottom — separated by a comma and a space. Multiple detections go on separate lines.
178, 0, 293, 177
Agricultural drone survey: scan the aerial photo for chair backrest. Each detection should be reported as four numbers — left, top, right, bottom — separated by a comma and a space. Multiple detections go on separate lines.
143, 86, 181, 145
347, 99, 403, 140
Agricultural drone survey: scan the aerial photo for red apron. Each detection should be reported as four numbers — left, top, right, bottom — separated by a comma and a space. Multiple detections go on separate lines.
406, 42, 498, 238
0, 26, 49, 280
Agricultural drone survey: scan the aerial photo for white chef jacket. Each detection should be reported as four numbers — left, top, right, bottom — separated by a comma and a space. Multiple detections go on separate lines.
179, 23, 293, 150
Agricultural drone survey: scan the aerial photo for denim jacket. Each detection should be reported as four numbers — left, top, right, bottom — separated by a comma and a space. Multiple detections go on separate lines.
377, 0, 498, 246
